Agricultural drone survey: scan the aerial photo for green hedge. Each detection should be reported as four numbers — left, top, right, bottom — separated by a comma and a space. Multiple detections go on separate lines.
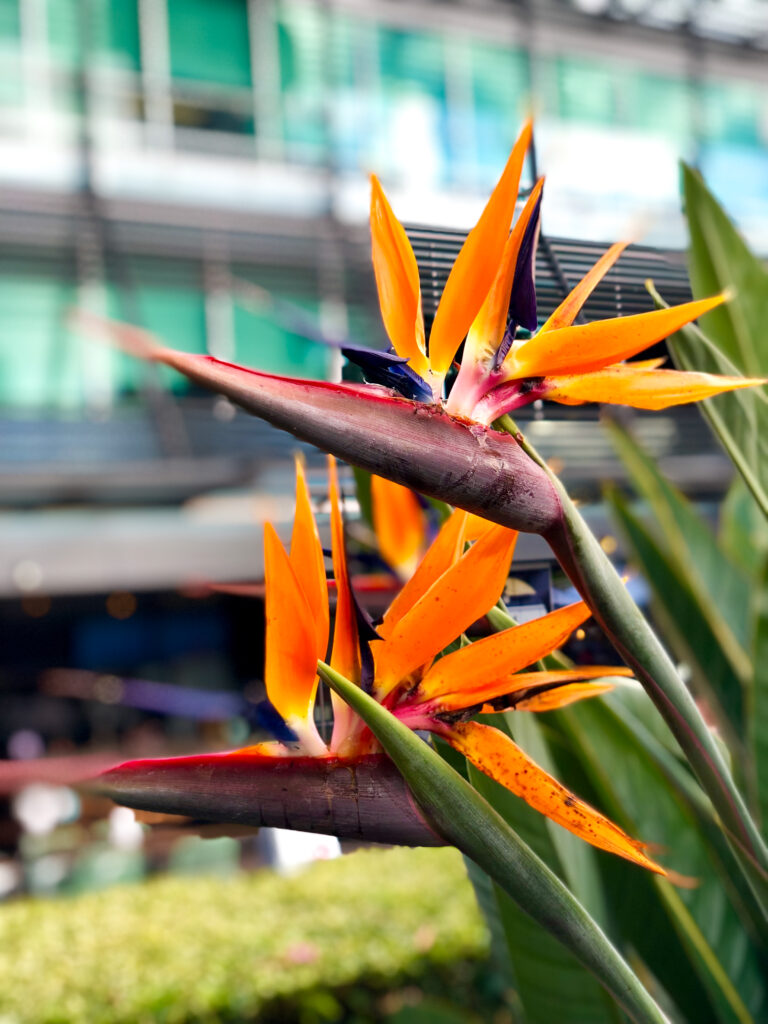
0, 846, 499, 1023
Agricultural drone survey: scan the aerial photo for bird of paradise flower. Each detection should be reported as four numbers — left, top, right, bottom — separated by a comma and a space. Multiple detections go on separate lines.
207, 457, 656, 874
363, 119, 762, 422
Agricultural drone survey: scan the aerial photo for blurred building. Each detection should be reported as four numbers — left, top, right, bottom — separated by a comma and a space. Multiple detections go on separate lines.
0, 0, 766, 755
0, 0, 766, 420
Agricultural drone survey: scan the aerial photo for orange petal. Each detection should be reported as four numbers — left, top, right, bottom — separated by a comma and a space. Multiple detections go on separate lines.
327, 457, 364, 753
379, 508, 469, 638
508, 292, 727, 378
509, 680, 617, 712
538, 242, 629, 334
428, 120, 532, 376
290, 459, 330, 661
418, 601, 591, 710
445, 721, 665, 873
370, 174, 429, 379
485, 665, 632, 701
463, 178, 545, 370
543, 365, 768, 411
462, 512, 497, 542
264, 522, 319, 722
328, 457, 360, 685
371, 475, 426, 579
373, 525, 518, 697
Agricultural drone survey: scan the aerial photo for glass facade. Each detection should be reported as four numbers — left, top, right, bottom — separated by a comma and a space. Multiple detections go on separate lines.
0, 0, 764, 410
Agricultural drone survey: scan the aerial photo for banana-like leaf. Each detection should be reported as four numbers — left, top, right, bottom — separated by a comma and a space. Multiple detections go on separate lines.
318, 662, 668, 1024
606, 419, 751, 696
752, 559, 768, 839
555, 694, 768, 1024
651, 166, 768, 518
467, 714, 623, 1024
683, 164, 768, 380
720, 479, 768, 579
606, 689, 768, 949
605, 484, 744, 747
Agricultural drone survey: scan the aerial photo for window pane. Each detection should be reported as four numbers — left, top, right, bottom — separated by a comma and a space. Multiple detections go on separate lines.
471, 41, 529, 179
168, 0, 251, 88
700, 80, 761, 146
0, 272, 78, 408
0, 0, 19, 39
556, 57, 616, 124
277, 0, 326, 155
234, 298, 329, 379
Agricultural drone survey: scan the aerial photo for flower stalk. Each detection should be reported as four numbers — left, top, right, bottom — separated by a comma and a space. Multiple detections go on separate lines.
318, 661, 669, 1024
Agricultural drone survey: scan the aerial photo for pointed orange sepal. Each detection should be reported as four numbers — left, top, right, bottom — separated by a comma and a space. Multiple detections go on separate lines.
543, 365, 768, 411
370, 174, 429, 379
506, 679, 618, 712
509, 292, 727, 379
264, 522, 320, 722
445, 721, 665, 873
428, 120, 532, 376
373, 525, 518, 697
480, 665, 633, 711
464, 177, 545, 370
538, 241, 629, 335
417, 600, 591, 710
379, 508, 469, 639
290, 458, 330, 662
328, 458, 360, 685
327, 457, 365, 754
371, 475, 426, 580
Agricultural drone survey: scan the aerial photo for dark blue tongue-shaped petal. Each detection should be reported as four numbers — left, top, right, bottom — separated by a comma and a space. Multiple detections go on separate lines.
342, 345, 434, 403
494, 190, 543, 370
248, 699, 299, 743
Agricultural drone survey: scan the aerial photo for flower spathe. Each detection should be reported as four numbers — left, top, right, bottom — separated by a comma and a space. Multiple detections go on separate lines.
248, 460, 662, 874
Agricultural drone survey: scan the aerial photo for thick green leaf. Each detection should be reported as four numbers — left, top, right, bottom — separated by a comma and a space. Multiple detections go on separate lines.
554, 693, 768, 1024
650, 166, 768, 518
752, 557, 768, 839
468, 714, 622, 1024
683, 163, 768, 379
607, 419, 751, 690
606, 484, 744, 744
317, 662, 668, 1024
606, 690, 768, 949
720, 479, 768, 580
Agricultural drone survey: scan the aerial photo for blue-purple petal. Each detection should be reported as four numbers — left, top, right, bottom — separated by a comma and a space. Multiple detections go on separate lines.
342, 346, 433, 402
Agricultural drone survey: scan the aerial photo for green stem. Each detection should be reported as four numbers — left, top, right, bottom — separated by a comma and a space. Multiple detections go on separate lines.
496, 415, 768, 916
318, 661, 669, 1024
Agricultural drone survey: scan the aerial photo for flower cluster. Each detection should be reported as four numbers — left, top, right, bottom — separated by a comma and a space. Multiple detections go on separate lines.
239, 459, 662, 874
363, 119, 763, 422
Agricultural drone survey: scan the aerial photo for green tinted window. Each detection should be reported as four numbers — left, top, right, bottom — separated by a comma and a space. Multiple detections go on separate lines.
700, 80, 761, 146
100, 0, 141, 70
234, 298, 329, 380
277, 0, 326, 153
47, 0, 80, 68
471, 41, 529, 175
168, 0, 251, 87
132, 280, 208, 393
0, 272, 78, 408
556, 57, 616, 124
0, 0, 19, 38
47, 0, 139, 73
378, 27, 445, 103
623, 72, 692, 139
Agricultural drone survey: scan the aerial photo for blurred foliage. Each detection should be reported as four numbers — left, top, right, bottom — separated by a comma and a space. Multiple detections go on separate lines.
0, 846, 505, 1024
